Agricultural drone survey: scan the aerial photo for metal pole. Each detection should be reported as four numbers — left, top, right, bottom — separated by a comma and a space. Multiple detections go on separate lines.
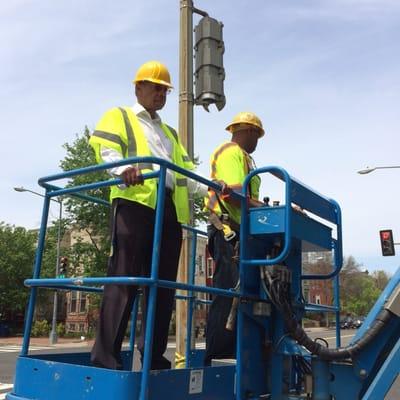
176, 0, 194, 363
49, 200, 62, 345
21, 195, 51, 355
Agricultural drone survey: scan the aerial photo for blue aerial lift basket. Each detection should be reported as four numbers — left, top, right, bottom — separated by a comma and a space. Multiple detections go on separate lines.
7, 158, 400, 400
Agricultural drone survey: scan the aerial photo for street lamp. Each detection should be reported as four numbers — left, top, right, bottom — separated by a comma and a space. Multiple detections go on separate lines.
357, 165, 400, 175
14, 186, 63, 345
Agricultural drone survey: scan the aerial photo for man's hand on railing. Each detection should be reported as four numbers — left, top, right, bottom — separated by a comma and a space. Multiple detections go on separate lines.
121, 166, 144, 186
211, 180, 232, 196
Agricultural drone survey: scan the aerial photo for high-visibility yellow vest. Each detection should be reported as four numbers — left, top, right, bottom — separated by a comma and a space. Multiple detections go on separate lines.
89, 106, 194, 224
204, 141, 261, 225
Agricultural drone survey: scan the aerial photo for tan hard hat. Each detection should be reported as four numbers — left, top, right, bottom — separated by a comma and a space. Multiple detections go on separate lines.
225, 111, 265, 137
133, 61, 173, 88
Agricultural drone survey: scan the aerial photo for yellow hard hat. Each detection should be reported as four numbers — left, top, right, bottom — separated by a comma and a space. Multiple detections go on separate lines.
133, 60, 173, 88
225, 111, 265, 137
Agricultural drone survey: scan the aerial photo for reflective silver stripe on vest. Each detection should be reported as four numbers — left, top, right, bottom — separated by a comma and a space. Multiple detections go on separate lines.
165, 124, 178, 142
182, 155, 191, 162
119, 107, 136, 157
118, 107, 153, 170
92, 130, 127, 156
176, 178, 187, 187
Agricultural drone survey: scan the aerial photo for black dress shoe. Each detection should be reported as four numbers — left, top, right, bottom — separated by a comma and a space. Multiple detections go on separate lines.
151, 356, 171, 370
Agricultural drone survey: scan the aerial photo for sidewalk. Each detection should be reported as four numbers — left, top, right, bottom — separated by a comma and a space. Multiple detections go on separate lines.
0, 336, 94, 348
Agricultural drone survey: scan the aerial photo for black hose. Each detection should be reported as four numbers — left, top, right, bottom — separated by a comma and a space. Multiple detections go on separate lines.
261, 267, 394, 361
284, 309, 392, 361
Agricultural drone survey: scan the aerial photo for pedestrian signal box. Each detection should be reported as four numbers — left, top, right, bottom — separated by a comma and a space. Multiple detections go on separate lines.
379, 229, 395, 256
194, 16, 225, 112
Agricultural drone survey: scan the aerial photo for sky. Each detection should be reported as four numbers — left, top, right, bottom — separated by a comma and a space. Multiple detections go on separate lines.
1, 0, 399, 274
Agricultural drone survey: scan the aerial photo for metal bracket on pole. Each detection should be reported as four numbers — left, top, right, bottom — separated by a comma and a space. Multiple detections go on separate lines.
179, 92, 195, 103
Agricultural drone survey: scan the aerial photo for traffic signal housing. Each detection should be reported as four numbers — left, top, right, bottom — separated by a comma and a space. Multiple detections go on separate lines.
194, 16, 225, 112
59, 256, 68, 278
379, 229, 395, 257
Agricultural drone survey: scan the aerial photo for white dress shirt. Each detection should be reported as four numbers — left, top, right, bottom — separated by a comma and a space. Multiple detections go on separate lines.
100, 103, 207, 196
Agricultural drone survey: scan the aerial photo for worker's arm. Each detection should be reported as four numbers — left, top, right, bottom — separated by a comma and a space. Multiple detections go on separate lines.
215, 181, 264, 208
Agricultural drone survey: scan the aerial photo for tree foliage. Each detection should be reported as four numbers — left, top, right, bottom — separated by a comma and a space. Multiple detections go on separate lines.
0, 223, 37, 319
303, 255, 391, 319
371, 270, 390, 291
339, 256, 383, 316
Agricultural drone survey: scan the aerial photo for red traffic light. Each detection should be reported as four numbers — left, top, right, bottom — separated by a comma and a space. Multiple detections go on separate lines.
379, 229, 395, 257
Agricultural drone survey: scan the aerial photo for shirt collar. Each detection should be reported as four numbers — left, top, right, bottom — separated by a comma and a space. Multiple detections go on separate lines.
133, 102, 161, 123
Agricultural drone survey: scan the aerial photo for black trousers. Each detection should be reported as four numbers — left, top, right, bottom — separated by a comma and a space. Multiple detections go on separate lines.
91, 195, 182, 369
204, 225, 239, 366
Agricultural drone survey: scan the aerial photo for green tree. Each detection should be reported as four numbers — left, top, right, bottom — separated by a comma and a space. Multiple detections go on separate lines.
0, 223, 37, 320
339, 256, 381, 316
371, 270, 390, 291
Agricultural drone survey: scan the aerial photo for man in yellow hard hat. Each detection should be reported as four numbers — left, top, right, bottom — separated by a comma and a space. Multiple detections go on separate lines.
203, 111, 265, 366
89, 61, 206, 370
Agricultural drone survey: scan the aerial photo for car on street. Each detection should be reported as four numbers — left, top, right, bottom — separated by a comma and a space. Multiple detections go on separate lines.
351, 316, 365, 329
340, 316, 353, 329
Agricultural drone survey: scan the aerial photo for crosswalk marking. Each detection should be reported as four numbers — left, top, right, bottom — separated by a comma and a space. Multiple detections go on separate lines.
0, 345, 53, 353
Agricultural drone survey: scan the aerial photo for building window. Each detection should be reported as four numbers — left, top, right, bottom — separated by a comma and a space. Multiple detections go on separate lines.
71, 291, 77, 313
79, 324, 85, 332
69, 323, 76, 331
316, 295, 321, 305
80, 295, 87, 313
68, 292, 87, 314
